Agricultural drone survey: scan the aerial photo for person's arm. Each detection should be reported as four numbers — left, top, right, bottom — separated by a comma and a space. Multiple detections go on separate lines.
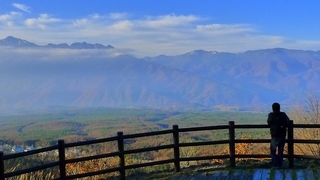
267, 113, 272, 126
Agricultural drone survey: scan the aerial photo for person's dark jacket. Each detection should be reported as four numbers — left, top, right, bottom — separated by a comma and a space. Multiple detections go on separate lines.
267, 112, 290, 137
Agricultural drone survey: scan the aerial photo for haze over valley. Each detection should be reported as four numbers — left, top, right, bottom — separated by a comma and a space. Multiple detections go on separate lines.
1, 36, 319, 115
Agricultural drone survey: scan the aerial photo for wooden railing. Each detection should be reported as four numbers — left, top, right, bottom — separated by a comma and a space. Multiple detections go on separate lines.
1, 120, 320, 180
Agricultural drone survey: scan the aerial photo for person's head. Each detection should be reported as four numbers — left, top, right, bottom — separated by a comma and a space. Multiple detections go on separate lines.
272, 102, 280, 112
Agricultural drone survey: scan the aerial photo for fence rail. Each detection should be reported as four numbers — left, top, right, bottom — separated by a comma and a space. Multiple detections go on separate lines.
1, 120, 320, 180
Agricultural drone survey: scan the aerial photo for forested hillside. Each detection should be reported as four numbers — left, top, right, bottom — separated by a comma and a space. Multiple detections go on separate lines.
1, 37, 320, 114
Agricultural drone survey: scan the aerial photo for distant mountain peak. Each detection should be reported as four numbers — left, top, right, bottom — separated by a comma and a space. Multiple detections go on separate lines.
185, 49, 218, 55
5, 36, 17, 40
0, 36, 114, 49
0, 36, 39, 48
69, 42, 114, 49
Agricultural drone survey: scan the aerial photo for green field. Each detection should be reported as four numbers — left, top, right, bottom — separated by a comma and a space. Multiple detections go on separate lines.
0, 108, 269, 146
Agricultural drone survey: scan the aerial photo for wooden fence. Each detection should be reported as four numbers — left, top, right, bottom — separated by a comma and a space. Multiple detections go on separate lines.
1, 120, 320, 180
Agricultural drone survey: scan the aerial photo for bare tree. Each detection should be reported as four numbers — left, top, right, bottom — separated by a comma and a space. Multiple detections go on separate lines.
289, 93, 320, 156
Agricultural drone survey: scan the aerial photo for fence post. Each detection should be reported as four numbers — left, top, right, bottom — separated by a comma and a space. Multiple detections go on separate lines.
288, 120, 294, 168
58, 140, 66, 180
229, 121, 235, 167
0, 151, 4, 180
173, 125, 180, 172
117, 132, 125, 180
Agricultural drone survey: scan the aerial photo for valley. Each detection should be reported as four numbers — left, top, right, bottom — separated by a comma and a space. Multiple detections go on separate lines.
0, 108, 268, 150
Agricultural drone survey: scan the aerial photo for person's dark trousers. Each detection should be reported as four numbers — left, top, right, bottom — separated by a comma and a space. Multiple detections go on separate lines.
270, 136, 286, 167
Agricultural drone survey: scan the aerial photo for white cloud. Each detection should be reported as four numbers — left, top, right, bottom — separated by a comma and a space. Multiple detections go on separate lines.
25, 14, 60, 29
1, 12, 320, 57
12, 3, 31, 13
0, 11, 21, 28
0, 47, 131, 62
110, 20, 133, 31
196, 24, 254, 36
72, 18, 89, 27
89, 13, 101, 19
0, 11, 20, 21
109, 13, 129, 20
142, 14, 199, 28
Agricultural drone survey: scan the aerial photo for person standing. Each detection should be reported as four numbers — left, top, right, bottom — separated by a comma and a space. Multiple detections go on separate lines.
267, 102, 290, 168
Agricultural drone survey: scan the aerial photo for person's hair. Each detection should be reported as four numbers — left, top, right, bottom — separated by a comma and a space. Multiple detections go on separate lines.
272, 102, 280, 112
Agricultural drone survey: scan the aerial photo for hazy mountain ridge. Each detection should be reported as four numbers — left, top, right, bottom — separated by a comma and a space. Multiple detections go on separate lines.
1, 36, 320, 114
0, 36, 114, 49
145, 48, 320, 99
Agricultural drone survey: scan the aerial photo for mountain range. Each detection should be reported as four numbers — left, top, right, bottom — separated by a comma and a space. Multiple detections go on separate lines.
1, 36, 320, 114
0, 36, 114, 49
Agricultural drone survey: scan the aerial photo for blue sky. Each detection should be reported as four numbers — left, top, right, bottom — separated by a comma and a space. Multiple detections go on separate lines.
1, 1, 320, 57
